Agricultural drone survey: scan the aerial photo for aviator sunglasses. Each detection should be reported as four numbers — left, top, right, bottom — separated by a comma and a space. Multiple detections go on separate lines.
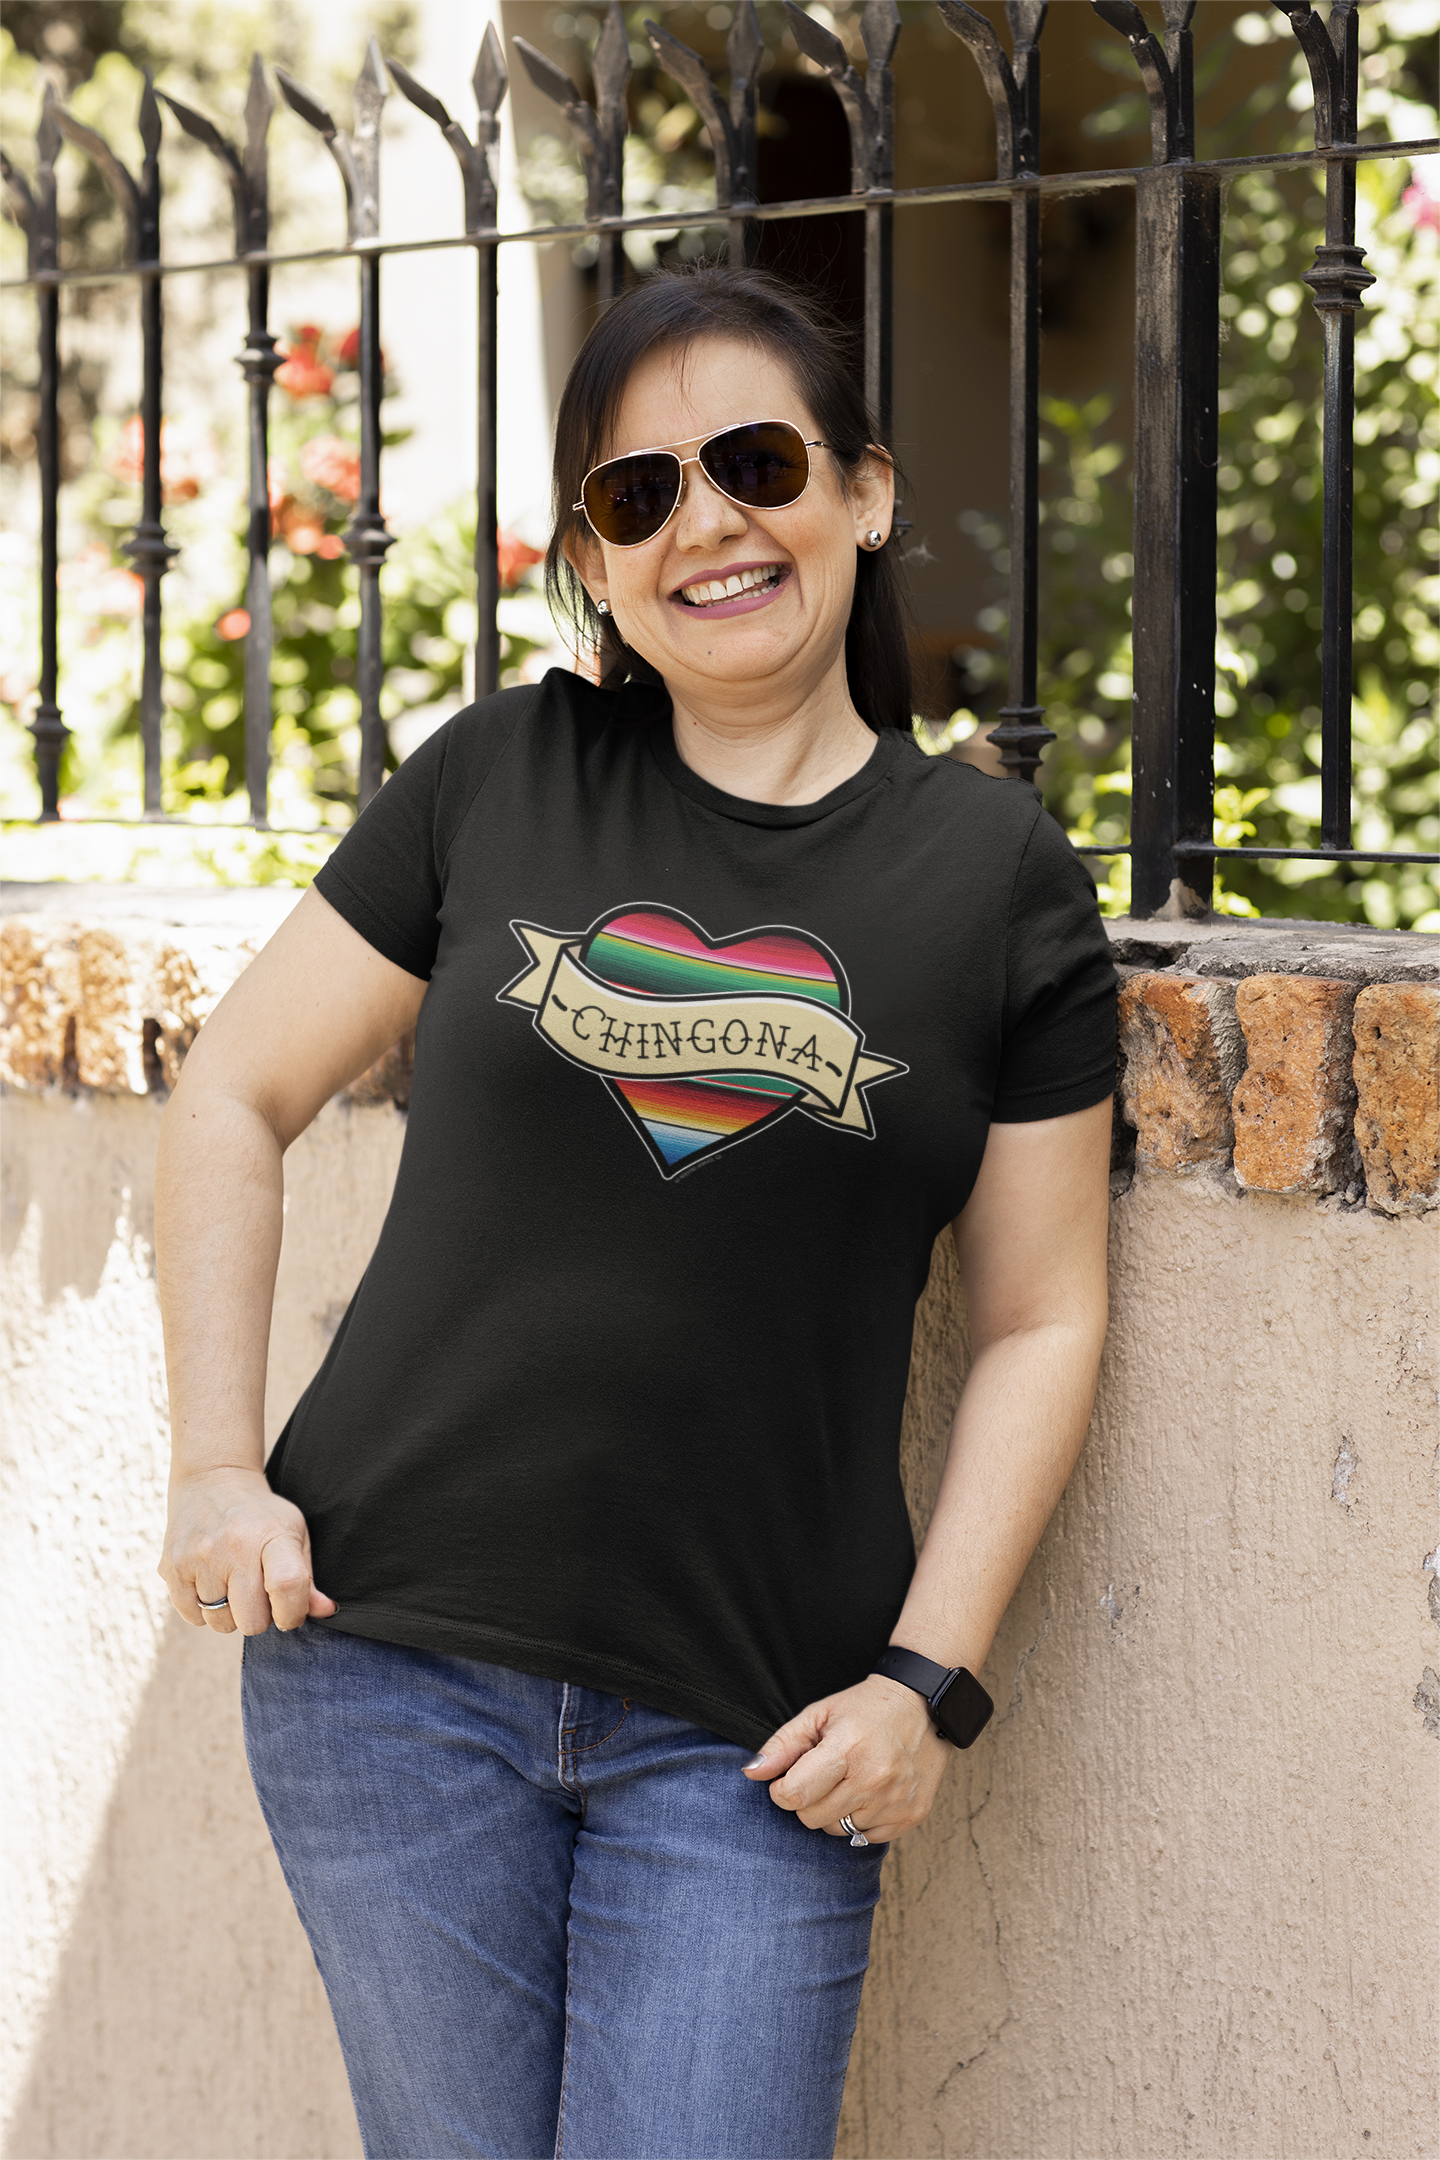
574, 419, 825, 549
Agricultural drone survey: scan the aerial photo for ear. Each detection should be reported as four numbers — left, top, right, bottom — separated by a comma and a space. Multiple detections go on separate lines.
851, 445, 897, 549
562, 527, 610, 614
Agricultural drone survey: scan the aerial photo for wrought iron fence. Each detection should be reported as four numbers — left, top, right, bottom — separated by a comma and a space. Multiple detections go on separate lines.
1, 0, 1435, 919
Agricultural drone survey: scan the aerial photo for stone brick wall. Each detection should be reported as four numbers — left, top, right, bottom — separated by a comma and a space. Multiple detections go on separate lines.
1110, 916, 1438, 1215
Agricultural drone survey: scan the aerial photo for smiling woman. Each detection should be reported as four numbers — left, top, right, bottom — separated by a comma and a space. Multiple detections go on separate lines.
547, 269, 914, 755
155, 262, 1118, 2160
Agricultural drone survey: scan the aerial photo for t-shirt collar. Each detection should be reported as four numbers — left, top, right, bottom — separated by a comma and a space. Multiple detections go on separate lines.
629, 682, 905, 829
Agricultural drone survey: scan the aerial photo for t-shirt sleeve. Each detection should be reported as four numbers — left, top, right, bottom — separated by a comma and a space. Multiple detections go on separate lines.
991, 805, 1118, 1122
312, 692, 527, 979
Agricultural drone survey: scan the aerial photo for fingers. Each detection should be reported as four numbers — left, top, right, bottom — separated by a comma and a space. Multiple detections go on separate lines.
741, 1703, 827, 1781
159, 1473, 335, 1640
160, 1557, 207, 1629
261, 1529, 327, 1631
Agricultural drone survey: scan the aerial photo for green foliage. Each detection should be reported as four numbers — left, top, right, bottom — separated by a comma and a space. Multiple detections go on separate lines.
952, 13, 1439, 929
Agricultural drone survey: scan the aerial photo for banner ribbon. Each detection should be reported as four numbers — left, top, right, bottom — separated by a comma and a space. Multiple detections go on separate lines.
500, 927, 904, 1132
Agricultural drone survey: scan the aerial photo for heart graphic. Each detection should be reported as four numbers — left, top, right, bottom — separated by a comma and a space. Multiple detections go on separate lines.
580, 907, 846, 1172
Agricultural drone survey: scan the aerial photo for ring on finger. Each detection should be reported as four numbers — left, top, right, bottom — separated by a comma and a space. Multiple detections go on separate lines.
839, 1814, 869, 1848
197, 1595, 230, 1611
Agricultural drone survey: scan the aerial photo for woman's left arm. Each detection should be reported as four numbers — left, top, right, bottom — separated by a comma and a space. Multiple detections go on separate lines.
745, 1097, 1112, 1842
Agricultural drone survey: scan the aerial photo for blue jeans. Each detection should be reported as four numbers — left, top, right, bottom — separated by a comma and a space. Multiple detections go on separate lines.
241, 1626, 885, 2159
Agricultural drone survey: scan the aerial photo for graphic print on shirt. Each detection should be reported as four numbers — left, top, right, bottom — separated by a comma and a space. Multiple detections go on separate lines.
498, 904, 908, 1179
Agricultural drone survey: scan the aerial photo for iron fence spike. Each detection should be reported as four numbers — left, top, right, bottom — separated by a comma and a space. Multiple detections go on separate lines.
472, 21, 508, 125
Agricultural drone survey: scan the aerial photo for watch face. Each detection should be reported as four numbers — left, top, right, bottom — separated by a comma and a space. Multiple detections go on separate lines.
932, 1667, 994, 1749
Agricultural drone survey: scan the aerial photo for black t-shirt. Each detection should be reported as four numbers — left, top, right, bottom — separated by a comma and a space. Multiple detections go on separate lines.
269, 669, 1116, 1750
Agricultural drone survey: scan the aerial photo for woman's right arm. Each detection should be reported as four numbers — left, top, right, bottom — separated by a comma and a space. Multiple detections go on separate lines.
155, 885, 427, 1637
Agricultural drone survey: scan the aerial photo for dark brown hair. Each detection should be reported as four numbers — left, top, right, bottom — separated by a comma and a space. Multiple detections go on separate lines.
544, 263, 914, 732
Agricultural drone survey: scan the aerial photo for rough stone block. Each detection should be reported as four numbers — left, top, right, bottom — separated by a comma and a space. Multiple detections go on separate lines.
0, 906, 419, 1109
1117, 973, 1244, 1172
75, 925, 158, 1093
1352, 982, 1439, 1214
0, 919, 80, 1088
1232, 974, 1359, 1195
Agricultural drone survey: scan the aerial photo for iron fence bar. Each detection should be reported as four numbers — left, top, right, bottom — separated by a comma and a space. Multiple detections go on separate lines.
52, 76, 176, 817
645, 4, 763, 272
783, 0, 900, 441
940, 1, 1052, 783
276, 42, 395, 810
1179, 843, 1440, 862
1094, 0, 1218, 919
515, 2, 630, 311
1, 87, 67, 818
1276, 0, 1373, 851
387, 26, 507, 700
6, 139, 1436, 296
160, 57, 280, 827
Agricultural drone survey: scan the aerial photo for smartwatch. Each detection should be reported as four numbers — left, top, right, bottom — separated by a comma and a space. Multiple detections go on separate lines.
871, 1644, 994, 1748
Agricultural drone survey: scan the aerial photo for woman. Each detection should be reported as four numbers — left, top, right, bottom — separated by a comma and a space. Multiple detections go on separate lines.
156, 265, 1115, 2160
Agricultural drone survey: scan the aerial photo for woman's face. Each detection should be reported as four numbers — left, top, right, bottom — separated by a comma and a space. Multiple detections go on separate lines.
568, 337, 893, 712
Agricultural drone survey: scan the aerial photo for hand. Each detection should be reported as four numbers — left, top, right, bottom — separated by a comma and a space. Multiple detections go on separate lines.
159, 1465, 336, 1637
743, 1673, 952, 1844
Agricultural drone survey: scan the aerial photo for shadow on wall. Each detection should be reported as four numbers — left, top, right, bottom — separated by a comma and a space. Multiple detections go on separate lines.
0, 1092, 154, 1308
4, 1620, 361, 2160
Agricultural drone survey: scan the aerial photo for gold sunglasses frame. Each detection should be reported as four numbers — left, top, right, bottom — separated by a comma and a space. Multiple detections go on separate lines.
573, 419, 826, 548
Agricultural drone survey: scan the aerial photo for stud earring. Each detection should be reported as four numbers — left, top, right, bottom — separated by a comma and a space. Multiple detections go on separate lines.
866, 530, 884, 548
597, 599, 611, 616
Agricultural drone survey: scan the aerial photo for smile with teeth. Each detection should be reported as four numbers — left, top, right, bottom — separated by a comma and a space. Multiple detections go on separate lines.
678, 565, 785, 607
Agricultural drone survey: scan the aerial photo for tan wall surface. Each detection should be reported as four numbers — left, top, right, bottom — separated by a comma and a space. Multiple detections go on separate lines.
3, 1085, 1435, 2160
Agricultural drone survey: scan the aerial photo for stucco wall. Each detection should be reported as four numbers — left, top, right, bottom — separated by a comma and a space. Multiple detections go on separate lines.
2, 895, 1436, 2160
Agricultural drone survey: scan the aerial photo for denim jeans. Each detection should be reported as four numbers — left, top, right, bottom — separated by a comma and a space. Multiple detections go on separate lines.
241, 1625, 886, 2160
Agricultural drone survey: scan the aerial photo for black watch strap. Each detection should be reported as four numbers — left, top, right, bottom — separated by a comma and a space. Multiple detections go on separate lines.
872, 1644, 994, 1749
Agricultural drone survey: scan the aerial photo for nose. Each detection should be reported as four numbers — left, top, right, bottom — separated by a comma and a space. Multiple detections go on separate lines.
671, 458, 749, 550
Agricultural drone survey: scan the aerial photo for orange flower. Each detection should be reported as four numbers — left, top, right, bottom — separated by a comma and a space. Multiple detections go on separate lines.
300, 434, 362, 503
497, 529, 544, 591
275, 339, 334, 399
106, 416, 217, 501
316, 533, 347, 559
216, 608, 250, 641
276, 500, 327, 554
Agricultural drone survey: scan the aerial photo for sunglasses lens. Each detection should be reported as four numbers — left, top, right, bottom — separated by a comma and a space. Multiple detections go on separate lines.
583, 452, 682, 546
699, 422, 810, 510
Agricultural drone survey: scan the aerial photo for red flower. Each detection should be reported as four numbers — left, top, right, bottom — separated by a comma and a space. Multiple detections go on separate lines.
276, 501, 327, 554
337, 326, 387, 375
300, 434, 362, 503
497, 529, 544, 591
216, 609, 250, 641
275, 337, 334, 399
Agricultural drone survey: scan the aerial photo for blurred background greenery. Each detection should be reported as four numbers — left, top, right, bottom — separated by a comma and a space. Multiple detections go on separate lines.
0, 1, 1435, 920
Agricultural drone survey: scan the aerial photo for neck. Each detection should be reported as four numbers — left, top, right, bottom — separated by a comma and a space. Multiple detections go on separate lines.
665, 656, 879, 806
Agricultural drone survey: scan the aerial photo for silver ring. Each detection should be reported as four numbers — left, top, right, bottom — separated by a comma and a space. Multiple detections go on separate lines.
197, 1595, 230, 1610
840, 1815, 869, 1848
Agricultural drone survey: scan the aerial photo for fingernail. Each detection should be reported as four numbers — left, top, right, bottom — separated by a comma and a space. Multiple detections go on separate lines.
742, 1752, 767, 1770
